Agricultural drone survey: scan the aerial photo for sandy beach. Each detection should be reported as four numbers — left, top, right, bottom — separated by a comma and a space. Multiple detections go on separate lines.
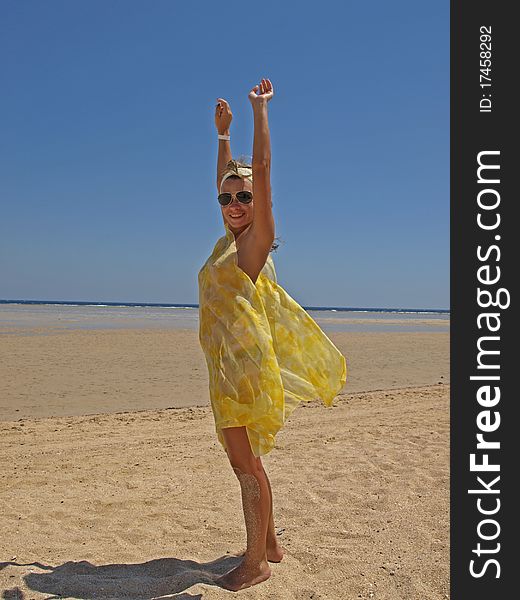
0, 322, 449, 599
0, 326, 448, 421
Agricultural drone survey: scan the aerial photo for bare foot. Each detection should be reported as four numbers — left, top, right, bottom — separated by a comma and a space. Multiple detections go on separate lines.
267, 543, 285, 563
216, 558, 271, 591
235, 543, 285, 563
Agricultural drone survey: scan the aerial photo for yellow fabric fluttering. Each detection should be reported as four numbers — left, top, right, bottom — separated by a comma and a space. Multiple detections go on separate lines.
198, 223, 347, 457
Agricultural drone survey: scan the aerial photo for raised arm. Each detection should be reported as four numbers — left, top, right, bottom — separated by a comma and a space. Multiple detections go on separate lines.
249, 78, 275, 245
215, 98, 233, 191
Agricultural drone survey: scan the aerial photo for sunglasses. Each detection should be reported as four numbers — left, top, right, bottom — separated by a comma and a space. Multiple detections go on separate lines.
218, 191, 253, 206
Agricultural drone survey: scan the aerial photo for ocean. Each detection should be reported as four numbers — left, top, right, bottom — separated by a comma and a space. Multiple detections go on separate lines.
0, 299, 449, 334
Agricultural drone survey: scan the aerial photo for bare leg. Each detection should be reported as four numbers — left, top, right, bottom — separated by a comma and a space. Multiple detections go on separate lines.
237, 465, 284, 562
264, 466, 284, 562
216, 427, 272, 591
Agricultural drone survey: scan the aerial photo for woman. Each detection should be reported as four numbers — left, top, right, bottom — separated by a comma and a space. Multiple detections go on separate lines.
198, 78, 347, 591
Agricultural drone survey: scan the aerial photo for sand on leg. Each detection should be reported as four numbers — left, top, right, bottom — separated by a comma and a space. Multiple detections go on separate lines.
215, 426, 272, 591
236, 463, 285, 562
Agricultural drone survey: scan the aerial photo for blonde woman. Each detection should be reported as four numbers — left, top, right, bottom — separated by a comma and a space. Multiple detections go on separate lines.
198, 78, 347, 591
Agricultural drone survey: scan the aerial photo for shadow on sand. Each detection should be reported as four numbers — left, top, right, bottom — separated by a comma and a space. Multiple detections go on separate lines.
0, 553, 243, 599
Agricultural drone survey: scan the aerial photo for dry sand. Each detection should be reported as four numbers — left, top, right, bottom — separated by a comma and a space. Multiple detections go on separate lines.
0, 326, 449, 599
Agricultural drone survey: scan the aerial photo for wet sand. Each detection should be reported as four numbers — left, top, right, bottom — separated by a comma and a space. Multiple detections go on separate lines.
0, 327, 448, 421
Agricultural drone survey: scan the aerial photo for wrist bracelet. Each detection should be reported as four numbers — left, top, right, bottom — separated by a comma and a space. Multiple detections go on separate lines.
218, 133, 230, 141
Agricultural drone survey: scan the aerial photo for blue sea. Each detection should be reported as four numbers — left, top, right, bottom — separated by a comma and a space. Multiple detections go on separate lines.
0, 299, 449, 334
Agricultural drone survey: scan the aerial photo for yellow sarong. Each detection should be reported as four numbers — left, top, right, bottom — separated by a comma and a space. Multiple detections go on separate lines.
198, 223, 347, 457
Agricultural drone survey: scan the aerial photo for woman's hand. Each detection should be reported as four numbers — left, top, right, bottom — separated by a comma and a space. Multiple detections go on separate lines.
248, 78, 274, 108
215, 98, 232, 134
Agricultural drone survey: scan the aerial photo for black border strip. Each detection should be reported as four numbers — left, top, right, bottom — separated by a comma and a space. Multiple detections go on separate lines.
451, 2, 515, 597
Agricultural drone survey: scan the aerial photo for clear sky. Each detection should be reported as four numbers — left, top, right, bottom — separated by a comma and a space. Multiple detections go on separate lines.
0, 0, 449, 310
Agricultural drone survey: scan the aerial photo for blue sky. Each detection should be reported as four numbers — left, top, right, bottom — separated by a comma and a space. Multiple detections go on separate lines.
0, 0, 449, 310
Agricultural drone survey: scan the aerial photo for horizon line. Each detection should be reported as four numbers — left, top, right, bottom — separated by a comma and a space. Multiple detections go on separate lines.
0, 298, 451, 313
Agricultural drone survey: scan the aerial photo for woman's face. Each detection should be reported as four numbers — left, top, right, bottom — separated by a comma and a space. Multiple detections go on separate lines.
220, 177, 254, 234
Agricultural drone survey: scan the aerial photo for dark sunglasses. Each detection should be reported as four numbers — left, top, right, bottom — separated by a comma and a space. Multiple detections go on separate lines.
218, 191, 253, 206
